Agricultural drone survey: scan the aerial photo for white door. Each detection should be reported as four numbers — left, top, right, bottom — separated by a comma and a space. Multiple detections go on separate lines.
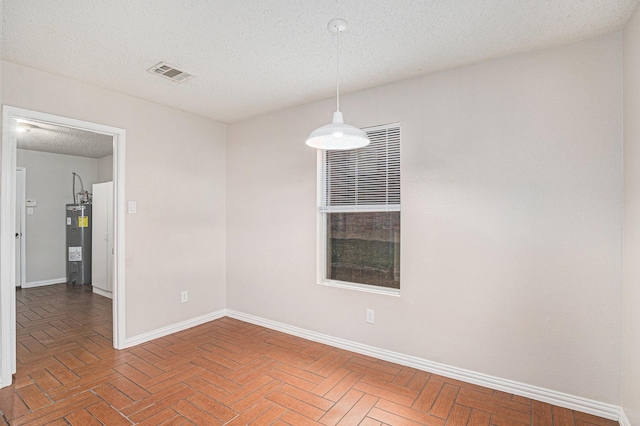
15, 168, 26, 288
91, 181, 113, 298
106, 182, 114, 293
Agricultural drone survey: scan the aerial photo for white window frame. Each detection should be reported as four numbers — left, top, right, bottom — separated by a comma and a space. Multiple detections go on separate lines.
315, 123, 401, 296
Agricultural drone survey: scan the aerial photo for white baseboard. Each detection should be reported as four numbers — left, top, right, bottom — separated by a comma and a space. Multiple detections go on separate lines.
619, 408, 631, 426
226, 310, 622, 423
22, 277, 66, 288
92, 286, 112, 299
123, 309, 226, 349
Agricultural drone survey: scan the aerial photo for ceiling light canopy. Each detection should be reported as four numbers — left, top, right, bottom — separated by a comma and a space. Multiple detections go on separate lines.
306, 19, 369, 151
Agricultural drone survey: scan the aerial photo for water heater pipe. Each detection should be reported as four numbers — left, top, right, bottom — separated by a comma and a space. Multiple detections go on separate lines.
72, 172, 85, 204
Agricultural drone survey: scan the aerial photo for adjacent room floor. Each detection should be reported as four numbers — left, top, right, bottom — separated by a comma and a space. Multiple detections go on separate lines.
0, 284, 618, 425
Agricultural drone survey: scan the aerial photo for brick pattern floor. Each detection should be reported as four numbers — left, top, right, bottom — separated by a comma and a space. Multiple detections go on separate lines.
0, 283, 619, 425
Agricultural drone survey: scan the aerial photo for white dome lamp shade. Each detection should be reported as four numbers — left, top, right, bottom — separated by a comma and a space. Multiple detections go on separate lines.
306, 19, 370, 151
306, 111, 369, 150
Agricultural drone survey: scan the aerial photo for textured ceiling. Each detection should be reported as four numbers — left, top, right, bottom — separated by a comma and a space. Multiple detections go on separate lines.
3, 0, 639, 124
16, 121, 113, 159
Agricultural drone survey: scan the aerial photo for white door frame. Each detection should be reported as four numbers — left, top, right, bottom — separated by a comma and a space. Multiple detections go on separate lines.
0, 106, 127, 387
15, 167, 26, 288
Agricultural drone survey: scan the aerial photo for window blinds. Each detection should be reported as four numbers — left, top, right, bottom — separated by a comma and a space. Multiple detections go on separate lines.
320, 123, 400, 212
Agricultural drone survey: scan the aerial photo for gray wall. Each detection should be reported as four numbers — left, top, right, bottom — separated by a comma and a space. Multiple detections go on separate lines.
17, 149, 98, 285
622, 3, 640, 424
97, 154, 113, 183
226, 34, 623, 404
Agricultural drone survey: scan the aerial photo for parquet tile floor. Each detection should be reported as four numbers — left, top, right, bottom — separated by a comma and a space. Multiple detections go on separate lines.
0, 283, 619, 425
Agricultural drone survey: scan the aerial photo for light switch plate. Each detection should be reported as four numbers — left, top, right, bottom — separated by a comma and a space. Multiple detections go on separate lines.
128, 201, 137, 214
366, 309, 375, 324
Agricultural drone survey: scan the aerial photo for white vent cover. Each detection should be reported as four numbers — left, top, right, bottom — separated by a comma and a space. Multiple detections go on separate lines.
147, 62, 194, 82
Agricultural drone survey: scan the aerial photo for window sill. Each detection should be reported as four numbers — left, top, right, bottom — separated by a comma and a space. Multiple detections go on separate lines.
317, 279, 400, 297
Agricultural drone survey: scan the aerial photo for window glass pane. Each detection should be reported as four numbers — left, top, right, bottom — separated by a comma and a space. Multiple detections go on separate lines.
326, 212, 400, 289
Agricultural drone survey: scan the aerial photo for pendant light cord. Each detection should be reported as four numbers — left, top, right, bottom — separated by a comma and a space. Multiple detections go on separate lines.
336, 26, 340, 113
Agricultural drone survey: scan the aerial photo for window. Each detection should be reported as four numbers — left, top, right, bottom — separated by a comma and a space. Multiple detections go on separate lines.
318, 123, 401, 293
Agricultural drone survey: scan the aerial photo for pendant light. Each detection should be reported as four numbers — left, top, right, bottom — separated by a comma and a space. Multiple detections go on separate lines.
306, 19, 370, 150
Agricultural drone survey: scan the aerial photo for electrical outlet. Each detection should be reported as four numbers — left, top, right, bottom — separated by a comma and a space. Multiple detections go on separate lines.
181, 291, 188, 303
366, 309, 374, 324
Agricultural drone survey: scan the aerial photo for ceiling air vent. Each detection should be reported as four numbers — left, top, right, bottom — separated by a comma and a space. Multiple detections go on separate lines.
148, 62, 194, 82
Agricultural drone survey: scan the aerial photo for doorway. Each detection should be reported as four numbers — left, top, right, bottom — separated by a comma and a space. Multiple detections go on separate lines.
0, 106, 127, 387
